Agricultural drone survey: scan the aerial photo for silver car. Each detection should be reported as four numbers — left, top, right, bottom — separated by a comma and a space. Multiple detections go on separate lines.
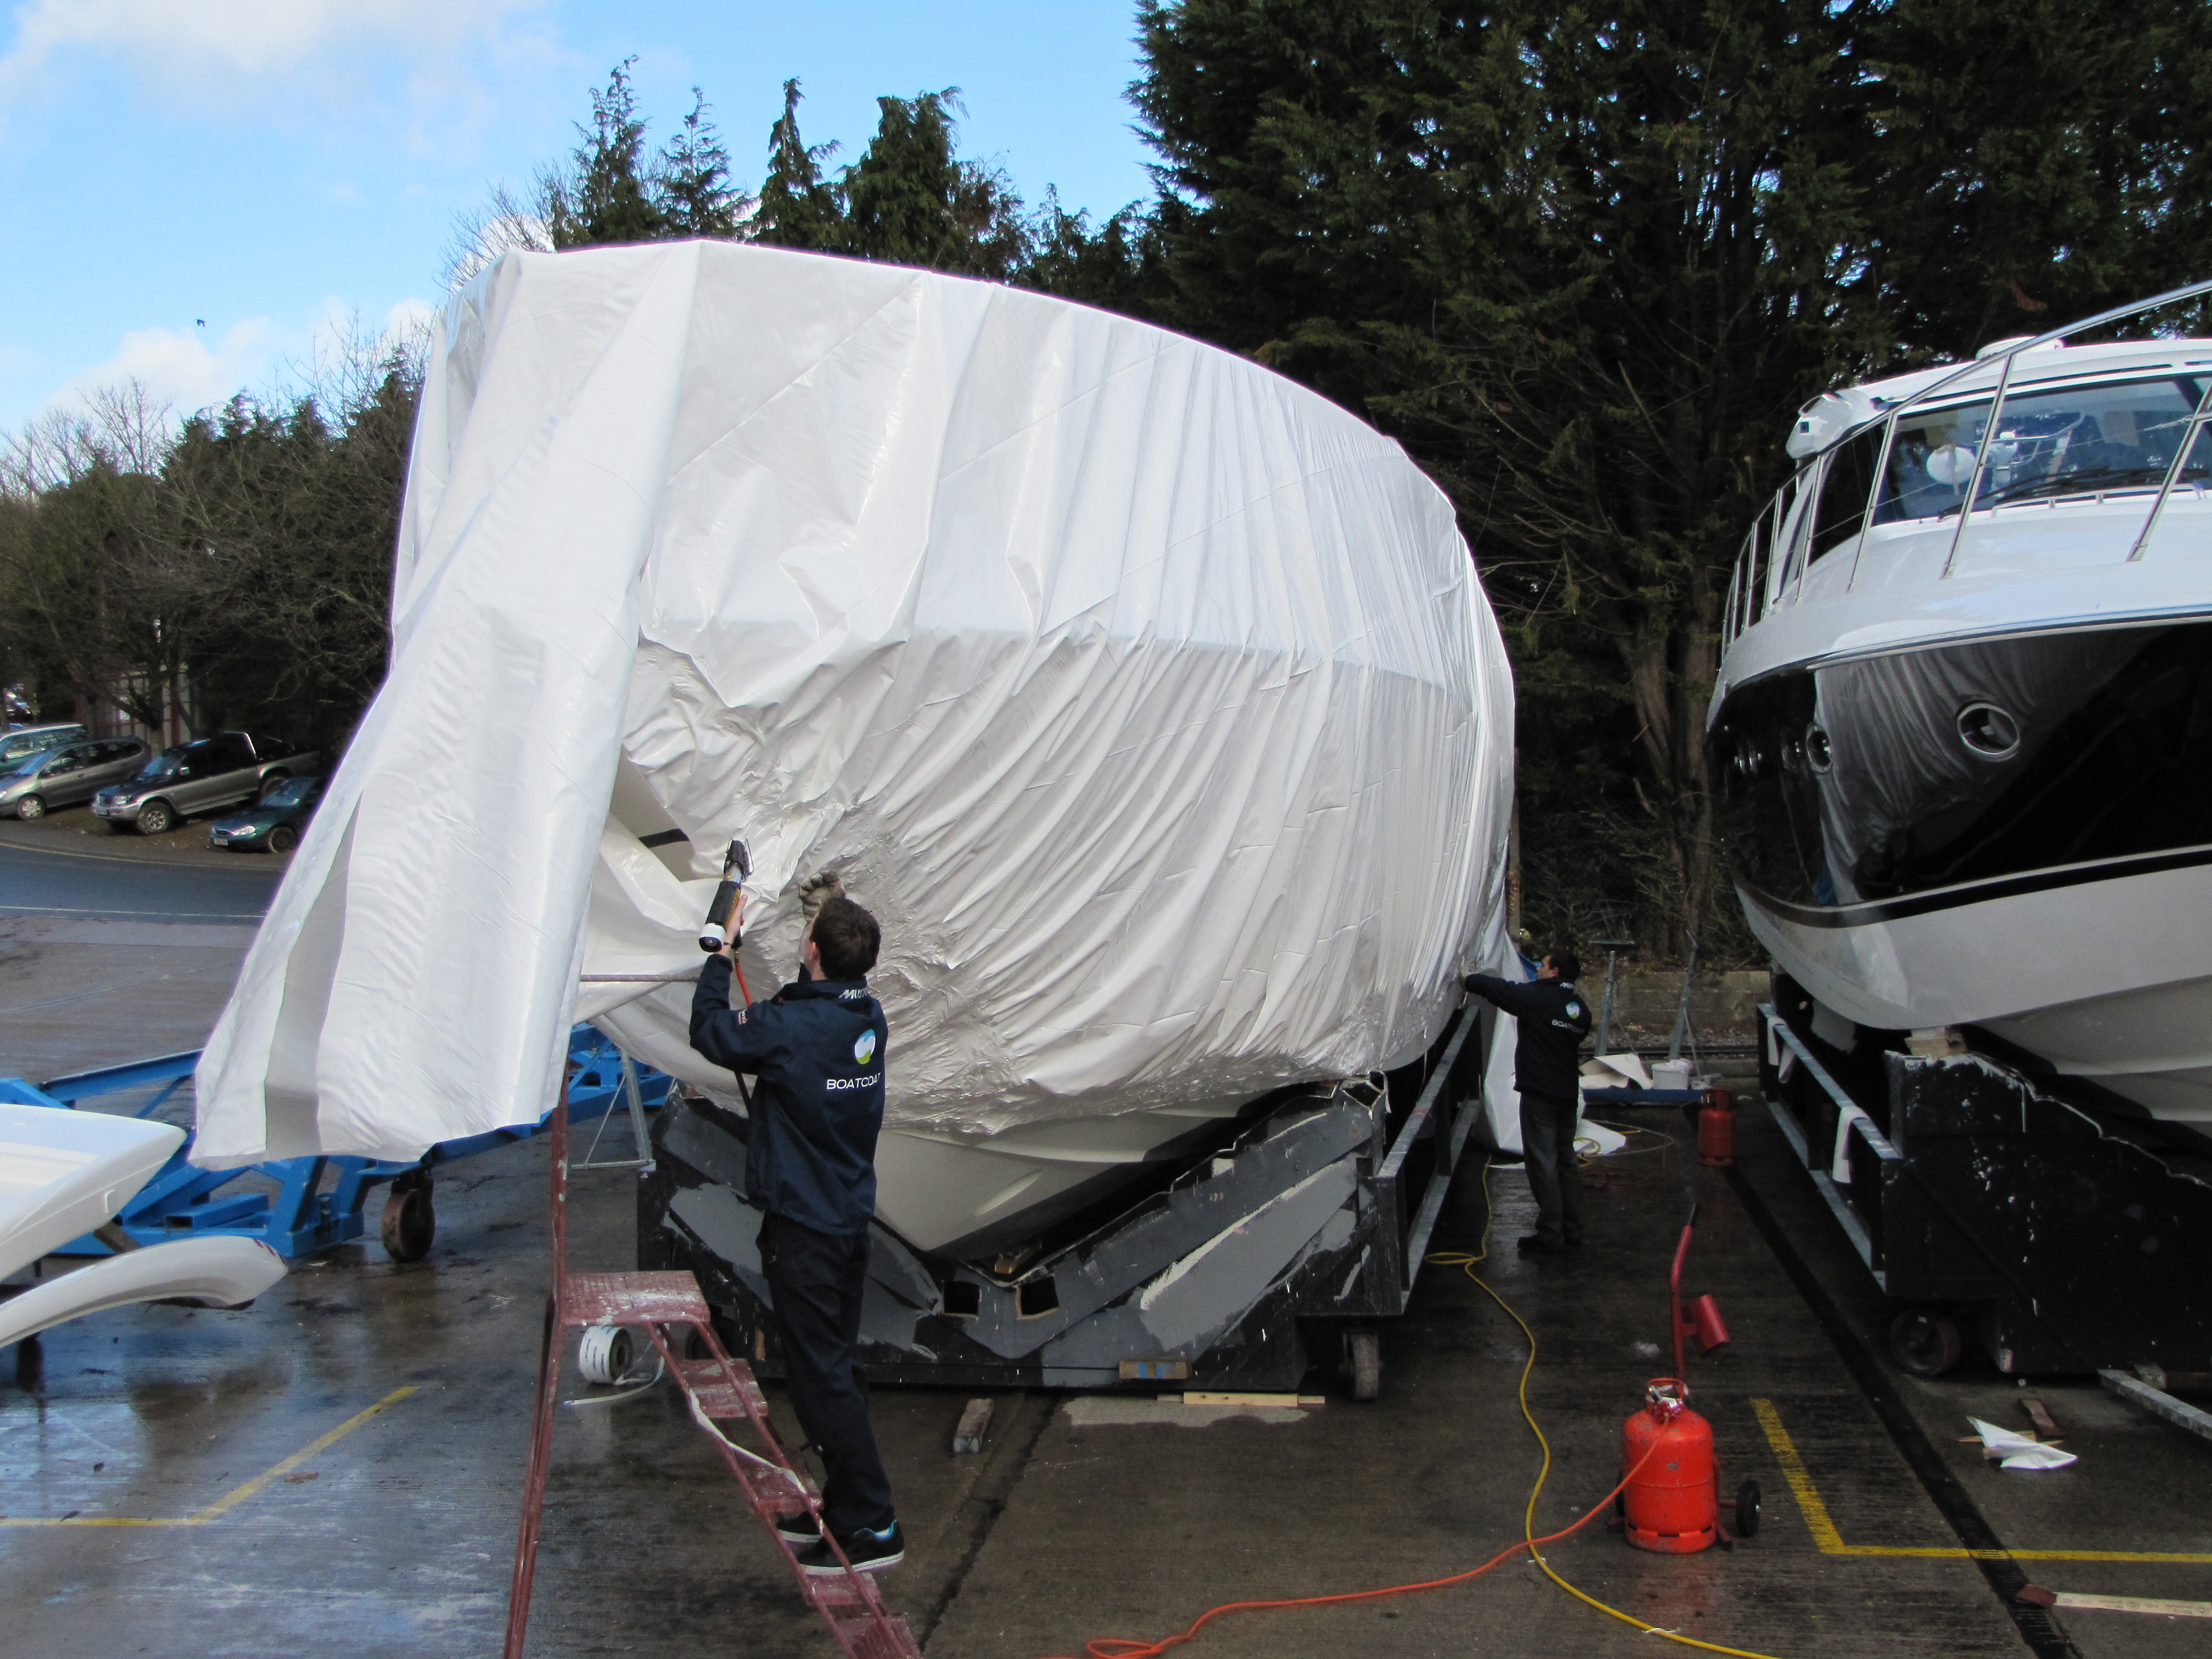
1, 737, 150, 820
92, 731, 321, 834
0, 722, 88, 771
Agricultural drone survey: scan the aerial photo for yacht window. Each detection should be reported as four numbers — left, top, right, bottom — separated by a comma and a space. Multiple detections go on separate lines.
1807, 424, 1884, 562
1873, 398, 1992, 522
1876, 377, 2204, 522
2177, 424, 2212, 486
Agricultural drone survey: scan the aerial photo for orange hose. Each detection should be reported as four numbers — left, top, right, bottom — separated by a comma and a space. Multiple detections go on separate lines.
1039, 1450, 1653, 1659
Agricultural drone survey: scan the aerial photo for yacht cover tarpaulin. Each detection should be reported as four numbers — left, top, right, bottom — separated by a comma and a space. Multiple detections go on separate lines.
192, 242, 1515, 1170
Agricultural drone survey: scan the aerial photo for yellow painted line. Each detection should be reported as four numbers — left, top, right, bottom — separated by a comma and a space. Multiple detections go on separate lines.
1749, 1398, 1848, 1552
1751, 1397, 2212, 1565
0, 1386, 416, 1527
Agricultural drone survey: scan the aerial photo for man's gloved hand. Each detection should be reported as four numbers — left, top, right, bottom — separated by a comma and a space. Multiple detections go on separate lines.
798, 869, 845, 922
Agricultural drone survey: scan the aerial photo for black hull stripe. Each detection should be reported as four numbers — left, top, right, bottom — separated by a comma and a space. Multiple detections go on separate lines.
1743, 843, 2212, 928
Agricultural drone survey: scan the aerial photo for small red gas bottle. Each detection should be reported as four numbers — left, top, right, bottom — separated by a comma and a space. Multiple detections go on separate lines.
1697, 1087, 1735, 1167
1620, 1379, 1719, 1553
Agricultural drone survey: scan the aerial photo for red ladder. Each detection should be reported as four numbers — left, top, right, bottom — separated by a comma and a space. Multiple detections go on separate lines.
503, 1079, 923, 1659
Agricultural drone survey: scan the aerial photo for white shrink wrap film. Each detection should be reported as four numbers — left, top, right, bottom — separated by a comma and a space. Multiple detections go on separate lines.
194, 242, 1516, 1252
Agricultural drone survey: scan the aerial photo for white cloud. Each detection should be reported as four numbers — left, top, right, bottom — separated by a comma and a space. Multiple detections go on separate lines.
40, 292, 436, 433
382, 295, 439, 342
0, 0, 551, 112
56, 317, 281, 419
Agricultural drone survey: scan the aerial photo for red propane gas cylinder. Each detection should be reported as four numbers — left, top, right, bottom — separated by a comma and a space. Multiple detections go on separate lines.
1697, 1088, 1735, 1168
1620, 1379, 1718, 1553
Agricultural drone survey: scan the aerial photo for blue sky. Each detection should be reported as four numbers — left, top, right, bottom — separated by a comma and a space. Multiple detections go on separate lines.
0, 1, 1157, 430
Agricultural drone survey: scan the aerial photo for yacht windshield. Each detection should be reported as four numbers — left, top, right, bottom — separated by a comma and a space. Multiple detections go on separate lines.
1875, 376, 2205, 523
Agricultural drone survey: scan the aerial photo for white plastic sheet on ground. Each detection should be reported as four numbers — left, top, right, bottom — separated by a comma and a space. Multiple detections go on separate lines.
193, 243, 1516, 1242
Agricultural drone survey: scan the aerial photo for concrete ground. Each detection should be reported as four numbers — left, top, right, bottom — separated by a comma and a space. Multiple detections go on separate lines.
3, 840, 2209, 1658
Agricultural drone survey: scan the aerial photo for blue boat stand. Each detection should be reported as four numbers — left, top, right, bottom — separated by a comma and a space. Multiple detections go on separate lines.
0, 1026, 671, 1261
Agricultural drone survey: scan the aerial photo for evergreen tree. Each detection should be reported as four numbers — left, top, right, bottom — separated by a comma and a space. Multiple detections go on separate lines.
547, 59, 670, 248
1130, 0, 2212, 953
755, 79, 847, 252
832, 88, 1031, 277
1016, 192, 1168, 312
657, 88, 752, 240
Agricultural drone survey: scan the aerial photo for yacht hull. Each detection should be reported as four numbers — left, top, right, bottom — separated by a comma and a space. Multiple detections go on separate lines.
1742, 855, 2212, 1124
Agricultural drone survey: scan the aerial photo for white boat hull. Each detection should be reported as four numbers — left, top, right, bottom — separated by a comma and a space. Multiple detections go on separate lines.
1743, 854, 2212, 1124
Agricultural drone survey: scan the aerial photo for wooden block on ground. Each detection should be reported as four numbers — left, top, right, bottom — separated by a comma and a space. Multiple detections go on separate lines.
952, 1396, 994, 1454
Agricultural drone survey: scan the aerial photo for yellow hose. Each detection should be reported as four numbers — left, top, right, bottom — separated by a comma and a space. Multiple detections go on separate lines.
1428, 1162, 1787, 1659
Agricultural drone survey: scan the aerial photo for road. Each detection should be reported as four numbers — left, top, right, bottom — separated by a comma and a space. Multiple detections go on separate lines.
0, 839, 277, 1081
0, 838, 280, 924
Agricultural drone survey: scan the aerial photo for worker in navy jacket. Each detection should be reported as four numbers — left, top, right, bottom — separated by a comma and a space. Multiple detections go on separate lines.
690, 879, 903, 1575
1464, 951, 1593, 1255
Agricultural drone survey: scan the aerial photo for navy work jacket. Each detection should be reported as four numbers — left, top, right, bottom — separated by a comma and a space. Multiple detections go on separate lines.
688, 955, 890, 1236
1464, 974, 1592, 1100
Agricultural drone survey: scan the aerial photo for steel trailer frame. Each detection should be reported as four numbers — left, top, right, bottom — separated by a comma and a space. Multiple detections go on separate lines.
1757, 978, 2212, 1381
639, 998, 1496, 1399
0, 1027, 671, 1260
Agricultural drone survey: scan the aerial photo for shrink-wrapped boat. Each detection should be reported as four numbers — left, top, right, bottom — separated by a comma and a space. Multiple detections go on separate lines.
193, 242, 1515, 1259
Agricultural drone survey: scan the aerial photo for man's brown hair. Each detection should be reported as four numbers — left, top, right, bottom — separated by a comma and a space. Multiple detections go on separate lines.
811, 894, 881, 980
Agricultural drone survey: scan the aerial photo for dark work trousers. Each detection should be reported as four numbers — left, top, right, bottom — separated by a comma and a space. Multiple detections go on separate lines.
1518, 1088, 1588, 1248
760, 1212, 896, 1536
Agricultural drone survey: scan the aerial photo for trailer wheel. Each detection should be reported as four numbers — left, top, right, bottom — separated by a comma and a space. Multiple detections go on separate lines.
381, 1179, 436, 1261
1347, 1329, 1382, 1402
1890, 1307, 1963, 1377
1734, 1479, 1762, 1538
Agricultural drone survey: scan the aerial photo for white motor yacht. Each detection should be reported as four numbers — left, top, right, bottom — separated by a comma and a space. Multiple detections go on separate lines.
1710, 280, 2212, 1133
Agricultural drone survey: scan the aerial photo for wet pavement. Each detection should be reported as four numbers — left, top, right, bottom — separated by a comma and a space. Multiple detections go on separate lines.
3, 852, 2209, 1657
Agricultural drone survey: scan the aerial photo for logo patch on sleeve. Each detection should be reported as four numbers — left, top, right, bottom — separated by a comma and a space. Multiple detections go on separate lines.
1566, 1001, 1582, 1019
853, 1029, 878, 1065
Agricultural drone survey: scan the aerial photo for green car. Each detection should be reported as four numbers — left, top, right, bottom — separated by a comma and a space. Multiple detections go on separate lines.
208, 774, 325, 853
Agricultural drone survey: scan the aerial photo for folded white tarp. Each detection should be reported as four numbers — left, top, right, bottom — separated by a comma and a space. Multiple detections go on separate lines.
194, 243, 1515, 1229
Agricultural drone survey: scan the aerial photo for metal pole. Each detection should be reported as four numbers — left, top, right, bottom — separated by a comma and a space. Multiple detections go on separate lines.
1845, 416, 1900, 593
503, 1072, 571, 1659
1667, 930, 1703, 1065
620, 1053, 653, 1173
1592, 938, 1634, 1056
1940, 346, 2017, 580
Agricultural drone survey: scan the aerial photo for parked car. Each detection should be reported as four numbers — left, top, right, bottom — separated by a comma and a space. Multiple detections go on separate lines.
0, 722, 88, 771
208, 774, 324, 853
0, 737, 151, 820
92, 731, 321, 836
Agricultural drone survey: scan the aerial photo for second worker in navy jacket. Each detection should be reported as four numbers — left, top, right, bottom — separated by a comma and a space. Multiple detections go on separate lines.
1465, 952, 1594, 1255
